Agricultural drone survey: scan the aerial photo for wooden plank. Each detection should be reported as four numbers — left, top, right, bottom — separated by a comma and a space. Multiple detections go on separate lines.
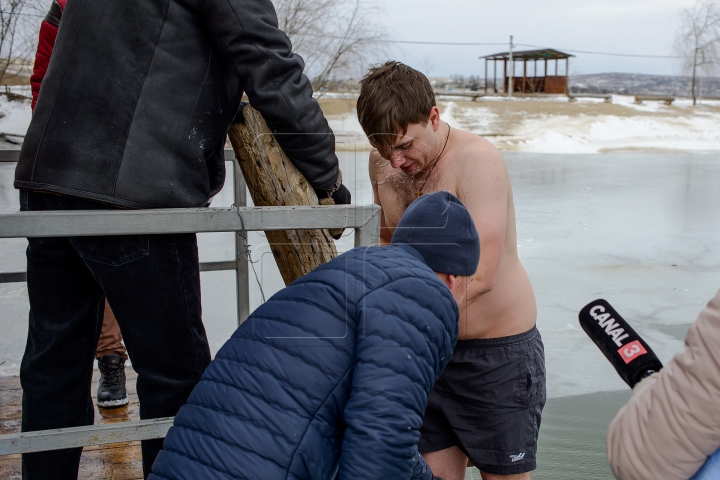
568, 93, 613, 103
434, 91, 485, 100
1, 369, 144, 478
634, 94, 675, 105
0, 205, 379, 239
227, 105, 339, 286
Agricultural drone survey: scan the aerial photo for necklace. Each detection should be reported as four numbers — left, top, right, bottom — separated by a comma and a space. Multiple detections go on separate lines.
413, 122, 451, 198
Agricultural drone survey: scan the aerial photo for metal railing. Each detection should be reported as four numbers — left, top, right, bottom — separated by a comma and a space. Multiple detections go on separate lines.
0, 148, 381, 456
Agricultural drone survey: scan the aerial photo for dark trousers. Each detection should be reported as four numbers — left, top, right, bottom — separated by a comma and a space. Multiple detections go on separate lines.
19, 191, 211, 479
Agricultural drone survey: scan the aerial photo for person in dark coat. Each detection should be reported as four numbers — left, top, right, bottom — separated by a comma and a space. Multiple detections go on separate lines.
149, 191, 481, 480
16, 0, 349, 477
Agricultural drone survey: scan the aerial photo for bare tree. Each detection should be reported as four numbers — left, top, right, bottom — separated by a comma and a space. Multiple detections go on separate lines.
0, 0, 29, 85
675, 0, 720, 105
274, 0, 388, 93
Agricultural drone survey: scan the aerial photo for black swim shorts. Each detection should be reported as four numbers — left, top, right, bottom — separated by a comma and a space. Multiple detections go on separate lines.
418, 326, 546, 475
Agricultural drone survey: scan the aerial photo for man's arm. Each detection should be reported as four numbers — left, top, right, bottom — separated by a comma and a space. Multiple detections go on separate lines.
338, 283, 456, 479
202, 0, 339, 193
30, 0, 66, 112
454, 141, 508, 304
369, 149, 393, 245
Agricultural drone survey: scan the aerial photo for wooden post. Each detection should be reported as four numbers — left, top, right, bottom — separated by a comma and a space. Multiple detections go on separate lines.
522, 59, 527, 94
503, 59, 508, 94
508, 35, 514, 98
227, 105, 338, 286
544, 58, 548, 93
484, 58, 488, 94
493, 60, 497, 93
565, 58, 569, 95
555, 59, 558, 76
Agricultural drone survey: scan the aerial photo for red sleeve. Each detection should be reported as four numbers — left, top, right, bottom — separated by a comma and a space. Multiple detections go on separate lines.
30, 22, 58, 112
30, 0, 66, 112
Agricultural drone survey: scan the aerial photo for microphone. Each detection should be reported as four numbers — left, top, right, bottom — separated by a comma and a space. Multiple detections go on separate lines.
579, 299, 663, 388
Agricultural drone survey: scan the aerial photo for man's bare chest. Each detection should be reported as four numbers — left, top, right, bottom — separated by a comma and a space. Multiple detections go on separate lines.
377, 169, 456, 229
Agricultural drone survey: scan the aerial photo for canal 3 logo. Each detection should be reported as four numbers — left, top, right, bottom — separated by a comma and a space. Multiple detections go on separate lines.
588, 305, 647, 364
509, 453, 525, 462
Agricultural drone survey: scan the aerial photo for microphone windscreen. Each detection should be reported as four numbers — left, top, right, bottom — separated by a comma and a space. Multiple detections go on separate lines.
579, 299, 663, 388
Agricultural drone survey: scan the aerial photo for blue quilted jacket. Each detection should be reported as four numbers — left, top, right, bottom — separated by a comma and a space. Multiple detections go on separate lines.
149, 244, 459, 480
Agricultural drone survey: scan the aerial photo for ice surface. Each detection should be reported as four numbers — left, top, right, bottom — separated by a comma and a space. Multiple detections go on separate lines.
3, 153, 720, 402
1, 97, 719, 399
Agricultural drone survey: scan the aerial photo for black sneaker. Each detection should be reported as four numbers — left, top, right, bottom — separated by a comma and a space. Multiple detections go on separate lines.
97, 354, 129, 408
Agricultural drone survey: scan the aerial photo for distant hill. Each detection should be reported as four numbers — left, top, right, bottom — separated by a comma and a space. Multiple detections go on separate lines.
569, 73, 720, 97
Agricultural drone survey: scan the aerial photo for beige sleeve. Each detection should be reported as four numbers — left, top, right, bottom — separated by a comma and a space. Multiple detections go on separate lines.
606, 289, 720, 480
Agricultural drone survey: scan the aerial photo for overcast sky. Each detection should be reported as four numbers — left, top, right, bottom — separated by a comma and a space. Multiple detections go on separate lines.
374, 0, 697, 78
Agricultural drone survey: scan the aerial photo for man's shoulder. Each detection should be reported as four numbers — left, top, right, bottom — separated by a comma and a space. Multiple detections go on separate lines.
447, 129, 507, 180
452, 128, 503, 161
331, 246, 437, 281
337, 244, 426, 267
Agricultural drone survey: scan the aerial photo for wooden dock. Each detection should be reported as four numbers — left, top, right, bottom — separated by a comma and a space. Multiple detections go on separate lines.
0, 368, 143, 479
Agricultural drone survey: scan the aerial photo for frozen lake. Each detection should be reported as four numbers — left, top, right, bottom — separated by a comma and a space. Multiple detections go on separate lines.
2, 151, 719, 394
2, 150, 719, 478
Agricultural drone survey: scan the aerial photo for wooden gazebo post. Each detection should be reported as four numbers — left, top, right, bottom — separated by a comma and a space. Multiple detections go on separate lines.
493, 60, 497, 93
484, 58, 488, 94
503, 58, 508, 94
565, 57, 569, 95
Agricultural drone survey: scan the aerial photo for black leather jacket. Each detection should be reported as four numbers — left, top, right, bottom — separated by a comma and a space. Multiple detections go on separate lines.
15, 0, 339, 208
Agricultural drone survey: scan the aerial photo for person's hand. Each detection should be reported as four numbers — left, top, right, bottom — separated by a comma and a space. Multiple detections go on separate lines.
233, 102, 248, 124
330, 184, 351, 205
316, 184, 351, 240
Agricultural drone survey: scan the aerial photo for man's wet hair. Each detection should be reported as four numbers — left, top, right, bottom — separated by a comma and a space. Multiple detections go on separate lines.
357, 61, 436, 158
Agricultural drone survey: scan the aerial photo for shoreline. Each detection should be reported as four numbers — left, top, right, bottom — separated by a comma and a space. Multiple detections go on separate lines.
319, 95, 720, 154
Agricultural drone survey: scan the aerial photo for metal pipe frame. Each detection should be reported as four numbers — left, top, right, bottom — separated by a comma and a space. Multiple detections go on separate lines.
0, 150, 381, 456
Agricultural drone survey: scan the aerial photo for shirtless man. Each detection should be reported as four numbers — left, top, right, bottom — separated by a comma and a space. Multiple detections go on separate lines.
358, 61, 545, 480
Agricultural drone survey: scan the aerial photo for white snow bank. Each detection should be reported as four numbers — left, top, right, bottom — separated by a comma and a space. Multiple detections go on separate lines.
508, 112, 720, 153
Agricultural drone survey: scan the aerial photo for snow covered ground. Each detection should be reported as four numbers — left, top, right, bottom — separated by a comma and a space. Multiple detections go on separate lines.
322, 94, 720, 154
7, 92, 720, 153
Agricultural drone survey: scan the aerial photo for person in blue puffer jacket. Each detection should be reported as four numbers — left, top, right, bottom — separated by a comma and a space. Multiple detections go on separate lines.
149, 191, 480, 480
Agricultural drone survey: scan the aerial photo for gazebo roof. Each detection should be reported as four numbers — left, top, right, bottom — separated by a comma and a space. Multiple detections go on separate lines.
481, 48, 574, 61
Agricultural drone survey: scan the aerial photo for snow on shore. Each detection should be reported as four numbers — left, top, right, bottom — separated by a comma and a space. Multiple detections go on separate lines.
508, 111, 720, 153
326, 94, 720, 154
5, 93, 720, 154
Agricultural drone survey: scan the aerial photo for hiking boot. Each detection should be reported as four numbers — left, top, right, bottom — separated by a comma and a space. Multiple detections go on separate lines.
97, 354, 129, 408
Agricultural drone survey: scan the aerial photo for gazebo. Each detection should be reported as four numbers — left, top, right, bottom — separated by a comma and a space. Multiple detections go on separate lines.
481, 48, 574, 95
